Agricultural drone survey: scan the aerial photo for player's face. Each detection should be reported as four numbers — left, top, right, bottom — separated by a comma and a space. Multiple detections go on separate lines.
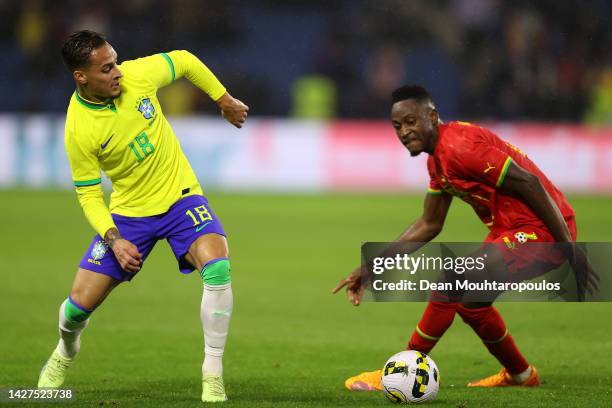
391, 99, 438, 156
75, 43, 122, 101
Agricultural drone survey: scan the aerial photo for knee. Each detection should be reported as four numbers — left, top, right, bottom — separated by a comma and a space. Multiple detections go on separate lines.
69, 267, 118, 311
69, 289, 85, 308
190, 234, 229, 269
69, 287, 99, 312
200, 258, 231, 286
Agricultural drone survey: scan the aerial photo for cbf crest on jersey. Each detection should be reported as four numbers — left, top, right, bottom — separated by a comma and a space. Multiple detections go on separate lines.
90, 241, 107, 260
136, 97, 156, 119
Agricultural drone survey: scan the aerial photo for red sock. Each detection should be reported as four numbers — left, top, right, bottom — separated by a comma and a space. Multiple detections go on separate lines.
407, 301, 458, 353
457, 305, 529, 375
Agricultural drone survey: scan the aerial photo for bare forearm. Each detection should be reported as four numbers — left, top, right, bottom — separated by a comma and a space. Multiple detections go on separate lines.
500, 164, 596, 299
515, 175, 598, 298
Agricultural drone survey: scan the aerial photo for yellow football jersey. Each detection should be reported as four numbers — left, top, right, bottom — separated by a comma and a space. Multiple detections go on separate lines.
64, 51, 226, 237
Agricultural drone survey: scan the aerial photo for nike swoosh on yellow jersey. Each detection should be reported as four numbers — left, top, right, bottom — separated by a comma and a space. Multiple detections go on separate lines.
101, 135, 114, 149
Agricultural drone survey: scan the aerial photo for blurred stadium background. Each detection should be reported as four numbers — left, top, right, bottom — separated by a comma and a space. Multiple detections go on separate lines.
1, 0, 611, 191
1, 1, 611, 406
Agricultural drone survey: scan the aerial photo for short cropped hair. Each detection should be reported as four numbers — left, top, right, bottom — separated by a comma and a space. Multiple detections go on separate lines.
391, 85, 433, 105
61, 30, 107, 71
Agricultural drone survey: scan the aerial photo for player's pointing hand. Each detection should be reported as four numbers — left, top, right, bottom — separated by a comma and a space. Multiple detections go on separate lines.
332, 267, 366, 306
217, 92, 249, 128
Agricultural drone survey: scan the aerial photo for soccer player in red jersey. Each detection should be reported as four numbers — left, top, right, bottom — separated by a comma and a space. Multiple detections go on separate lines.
333, 85, 597, 389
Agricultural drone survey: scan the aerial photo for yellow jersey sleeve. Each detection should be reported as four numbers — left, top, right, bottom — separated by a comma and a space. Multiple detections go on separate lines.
121, 51, 226, 100
74, 184, 117, 239
64, 117, 116, 238
166, 50, 227, 100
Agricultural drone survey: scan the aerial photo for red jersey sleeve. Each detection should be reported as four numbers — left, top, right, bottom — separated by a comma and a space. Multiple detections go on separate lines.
446, 128, 512, 188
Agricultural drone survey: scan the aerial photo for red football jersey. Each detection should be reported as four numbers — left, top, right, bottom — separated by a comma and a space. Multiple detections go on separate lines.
427, 121, 575, 233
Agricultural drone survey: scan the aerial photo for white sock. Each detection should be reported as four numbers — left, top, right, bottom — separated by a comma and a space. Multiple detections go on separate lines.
511, 366, 532, 383
201, 283, 233, 376
57, 299, 89, 359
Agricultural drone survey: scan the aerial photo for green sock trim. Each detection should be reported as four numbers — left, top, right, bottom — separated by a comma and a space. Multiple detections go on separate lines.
200, 259, 231, 286
65, 298, 91, 323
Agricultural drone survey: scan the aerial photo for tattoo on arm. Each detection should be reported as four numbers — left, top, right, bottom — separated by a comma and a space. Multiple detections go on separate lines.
104, 228, 122, 249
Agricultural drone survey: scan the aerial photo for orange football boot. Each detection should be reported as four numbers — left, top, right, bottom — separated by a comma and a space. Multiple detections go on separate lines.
344, 369, 383, 391
468, 366, 540, 387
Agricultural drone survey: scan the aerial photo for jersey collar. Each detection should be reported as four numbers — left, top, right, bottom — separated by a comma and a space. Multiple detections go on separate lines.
74, 91, 116, 111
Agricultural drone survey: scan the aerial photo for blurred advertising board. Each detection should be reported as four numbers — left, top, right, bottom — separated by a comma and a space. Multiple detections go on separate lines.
0, 115, 611, 192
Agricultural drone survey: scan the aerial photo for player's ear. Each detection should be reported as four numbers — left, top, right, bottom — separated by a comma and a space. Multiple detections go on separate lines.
73, 70, 87, 85
429, 108, 439, 126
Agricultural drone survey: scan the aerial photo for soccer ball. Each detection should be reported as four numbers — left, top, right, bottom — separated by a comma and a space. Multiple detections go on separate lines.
381, 350, 440, 404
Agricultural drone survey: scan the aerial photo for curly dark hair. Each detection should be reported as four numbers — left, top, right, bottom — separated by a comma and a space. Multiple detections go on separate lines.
61, 30, 107, 71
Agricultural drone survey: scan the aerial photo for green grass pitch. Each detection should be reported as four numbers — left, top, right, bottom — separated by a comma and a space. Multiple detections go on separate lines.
1, 191, 611, 407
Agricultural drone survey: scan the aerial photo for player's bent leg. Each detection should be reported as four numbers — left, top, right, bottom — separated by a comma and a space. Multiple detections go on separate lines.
69, 267, 122, 310
457, 243, 540, 387
458, 302, 539, 387
38, 268, 121, 389
186, 233, 232, 403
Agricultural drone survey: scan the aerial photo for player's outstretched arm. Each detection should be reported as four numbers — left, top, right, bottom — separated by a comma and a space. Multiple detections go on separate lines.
157, 51, 248, 127
332, 193, 453, 306
217, 92, 249, 128
499, 161, 599, 297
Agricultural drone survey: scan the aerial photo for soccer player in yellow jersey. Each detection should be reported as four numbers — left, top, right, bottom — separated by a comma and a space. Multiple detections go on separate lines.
37, 30, 248, 403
